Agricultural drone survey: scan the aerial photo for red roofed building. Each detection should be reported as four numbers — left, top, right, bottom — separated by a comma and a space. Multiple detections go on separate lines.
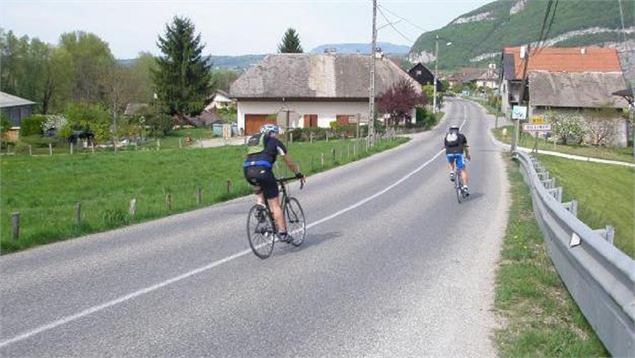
500, 46, 629, 147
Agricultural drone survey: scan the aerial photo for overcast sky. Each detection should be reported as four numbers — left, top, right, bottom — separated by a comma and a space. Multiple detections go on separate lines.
1, 0, 491, 59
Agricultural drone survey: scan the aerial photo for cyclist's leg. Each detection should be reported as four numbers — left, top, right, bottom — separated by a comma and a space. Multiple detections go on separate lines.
258, 170, 286, 234
446, 153, 456, 180
244, 167, 266, 206
456, 154, 468, 188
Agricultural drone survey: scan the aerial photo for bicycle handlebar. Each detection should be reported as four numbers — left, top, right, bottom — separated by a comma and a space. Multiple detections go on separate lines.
277, 177, 305, 189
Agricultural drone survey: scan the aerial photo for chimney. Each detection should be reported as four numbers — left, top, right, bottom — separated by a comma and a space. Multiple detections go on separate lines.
520, 45, 527, 59
375, 47, 384, 59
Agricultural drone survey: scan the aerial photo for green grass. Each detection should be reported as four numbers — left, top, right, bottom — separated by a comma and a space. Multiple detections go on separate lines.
538, 155, 635, 258
493, 125, 635, 163
0, 136, 407, 254
495, 157, 608, 356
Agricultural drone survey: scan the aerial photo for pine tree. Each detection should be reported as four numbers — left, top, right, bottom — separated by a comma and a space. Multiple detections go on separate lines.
153, 16, 211, 118
278, 28, 303, 53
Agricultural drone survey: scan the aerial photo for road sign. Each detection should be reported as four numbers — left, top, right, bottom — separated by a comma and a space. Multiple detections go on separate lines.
530, 116, 545, 124
523, 123, 552, 132
512, 106, 527, 120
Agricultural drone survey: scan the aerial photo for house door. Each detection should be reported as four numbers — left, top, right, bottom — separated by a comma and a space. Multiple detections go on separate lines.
303, 114, 318, 128
245, 114, 276, 135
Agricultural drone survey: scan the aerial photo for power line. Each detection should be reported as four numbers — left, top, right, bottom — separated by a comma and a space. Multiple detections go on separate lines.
376, 5, 413, 43
377, 4, 426, 33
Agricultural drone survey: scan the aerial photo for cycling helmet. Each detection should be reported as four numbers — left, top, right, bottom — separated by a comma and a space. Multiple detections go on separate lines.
449, 125, 460, 131
261, 124, 280, 134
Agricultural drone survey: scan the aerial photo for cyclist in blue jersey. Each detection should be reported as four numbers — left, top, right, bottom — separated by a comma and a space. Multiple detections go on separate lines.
444, 125, 471, 194
243, 124, 305, 242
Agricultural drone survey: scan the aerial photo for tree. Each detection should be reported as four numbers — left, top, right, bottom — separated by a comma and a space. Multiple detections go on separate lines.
278, 28, 303, 53
153, 16, 211, 119
59, 31, 115, 103
377, 79, 427, 127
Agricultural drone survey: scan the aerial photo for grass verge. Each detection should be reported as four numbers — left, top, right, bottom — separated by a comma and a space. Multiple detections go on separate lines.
1, 136, 407, 254
492, 125, 634, 163
495, 156, 608, 356
538, 155, 634, 258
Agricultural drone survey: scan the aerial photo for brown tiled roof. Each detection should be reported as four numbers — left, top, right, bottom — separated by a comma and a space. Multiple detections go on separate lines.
230, 53, 420, 99
529, 71, 628, 108
503, 47, 622, 80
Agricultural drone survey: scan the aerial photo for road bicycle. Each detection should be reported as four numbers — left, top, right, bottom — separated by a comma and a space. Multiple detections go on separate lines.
453, 163, 470, 204
246, 177, 306, 259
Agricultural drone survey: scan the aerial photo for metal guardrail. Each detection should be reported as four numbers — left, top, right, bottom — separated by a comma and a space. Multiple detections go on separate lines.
514, 150, 635, 357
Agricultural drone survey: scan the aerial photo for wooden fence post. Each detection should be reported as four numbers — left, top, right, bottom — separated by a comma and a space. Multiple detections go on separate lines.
129, 198, 137, 217
226, 179, 232, 193
326, 132, 329, 142
166, 193, 172, 211
179, 138, 182, 148
310, 133, 313, 143
321, 153, 324, 167
331, 148, 336, 163
157, 139, 160, 150
28, 145, 32, 156
11, 212, 20, 240
91, 143, 95, 153
49, 143, 53, 156
290, 132, 294, 143
71, 142, 74, 155
196, 187, 202, 204
75, 202, 81, 225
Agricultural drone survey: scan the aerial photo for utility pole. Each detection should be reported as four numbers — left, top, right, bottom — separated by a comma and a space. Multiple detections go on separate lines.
433, 35, 439, 113
368, 0, 377, 147
511, 43, 531, 153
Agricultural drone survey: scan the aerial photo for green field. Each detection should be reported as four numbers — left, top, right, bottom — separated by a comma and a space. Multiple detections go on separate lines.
1, 136, 407, 254
493, 125, 635, 164
538, 155, 635, 258
495, 157, 607, 356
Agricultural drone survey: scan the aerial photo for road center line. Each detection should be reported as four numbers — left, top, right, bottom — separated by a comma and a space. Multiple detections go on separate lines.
0, 111, 467, 349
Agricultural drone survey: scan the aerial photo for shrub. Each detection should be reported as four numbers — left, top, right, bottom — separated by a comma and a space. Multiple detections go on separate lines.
64, 103, 111, 142
548, 111, 586, 145
0, 113, 12, 134
416, 107, 438, 129
19, 115, 47, 136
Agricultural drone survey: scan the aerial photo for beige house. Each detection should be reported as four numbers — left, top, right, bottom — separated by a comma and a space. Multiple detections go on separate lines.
230, 53, 421, 135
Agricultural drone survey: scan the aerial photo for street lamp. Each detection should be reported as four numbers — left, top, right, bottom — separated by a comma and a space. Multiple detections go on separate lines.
433, 36, 452, 113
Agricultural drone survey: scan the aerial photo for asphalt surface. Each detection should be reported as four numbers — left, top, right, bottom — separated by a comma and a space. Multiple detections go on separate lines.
0, 98, 509, 357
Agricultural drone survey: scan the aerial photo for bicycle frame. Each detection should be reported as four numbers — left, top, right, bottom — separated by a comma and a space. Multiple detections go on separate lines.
262, 177, 299, 234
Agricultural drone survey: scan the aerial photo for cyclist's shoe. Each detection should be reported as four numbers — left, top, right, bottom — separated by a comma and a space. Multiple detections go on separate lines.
462, 185, 470, 196
255, 206, 266, 223
277, 232, 290, 243
449, 171, 455, 182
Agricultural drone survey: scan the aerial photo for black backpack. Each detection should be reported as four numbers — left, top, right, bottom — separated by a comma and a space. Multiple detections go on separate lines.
445, 132, 460, 147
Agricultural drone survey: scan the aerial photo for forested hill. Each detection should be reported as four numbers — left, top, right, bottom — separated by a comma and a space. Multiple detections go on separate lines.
410, 0, 635, 70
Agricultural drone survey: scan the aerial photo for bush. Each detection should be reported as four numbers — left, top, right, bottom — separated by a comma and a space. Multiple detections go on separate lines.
19, 115, 47, 136
144, 113, 174, 137
64, 103, 111, 142
548, 111, 586, 145
416, 107, 438, 129
0, 113, 12, 134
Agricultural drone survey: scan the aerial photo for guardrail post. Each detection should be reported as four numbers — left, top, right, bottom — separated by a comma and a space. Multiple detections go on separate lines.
541, 177, 556, 189
562, 200, 578, 217
547, 187, 563, 202
537, 171, 550, 180
593, 225, 615, 245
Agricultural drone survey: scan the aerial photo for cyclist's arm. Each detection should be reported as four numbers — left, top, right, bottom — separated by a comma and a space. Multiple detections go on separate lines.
463, 136, 471, 160
282, 154, 300, 174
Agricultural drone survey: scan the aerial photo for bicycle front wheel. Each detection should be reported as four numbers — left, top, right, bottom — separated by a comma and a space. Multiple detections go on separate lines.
247, 205, 275, 259
285, 197, 306, 247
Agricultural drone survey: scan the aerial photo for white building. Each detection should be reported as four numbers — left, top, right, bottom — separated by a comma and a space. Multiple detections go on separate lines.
230, 53, 421, 135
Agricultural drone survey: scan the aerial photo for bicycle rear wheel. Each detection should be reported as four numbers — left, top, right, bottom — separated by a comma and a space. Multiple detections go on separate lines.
455, 171, 463, 204
284, 197, 306, 247
247, 205, 275, 259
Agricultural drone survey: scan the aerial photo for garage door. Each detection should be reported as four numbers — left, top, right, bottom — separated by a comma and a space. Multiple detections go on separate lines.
245, 114, 276, 135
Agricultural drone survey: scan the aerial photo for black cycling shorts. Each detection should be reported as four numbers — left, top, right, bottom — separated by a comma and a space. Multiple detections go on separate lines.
243, 166, 278, 199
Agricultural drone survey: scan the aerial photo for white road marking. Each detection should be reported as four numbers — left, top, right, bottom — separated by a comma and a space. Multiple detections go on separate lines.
0, 109, 467, 349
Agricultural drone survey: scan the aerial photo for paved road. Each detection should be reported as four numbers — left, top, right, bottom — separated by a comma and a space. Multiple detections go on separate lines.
0, 99, 509, 357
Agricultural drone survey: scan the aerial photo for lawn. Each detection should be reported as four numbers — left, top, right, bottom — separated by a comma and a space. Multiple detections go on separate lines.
492, 125, 635, 163
538, 155, 634, 258
0, 136, 407, 253
495, 157, 607, 356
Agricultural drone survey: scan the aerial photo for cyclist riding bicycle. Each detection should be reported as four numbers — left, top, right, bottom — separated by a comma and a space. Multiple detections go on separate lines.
444, 125, 471, 194
243, 124, 305, 242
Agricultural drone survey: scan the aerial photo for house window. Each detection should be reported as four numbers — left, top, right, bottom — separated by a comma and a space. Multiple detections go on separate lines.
416, 70, 422, 75
303, 114, 318, 128
336, 115, 353, 125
